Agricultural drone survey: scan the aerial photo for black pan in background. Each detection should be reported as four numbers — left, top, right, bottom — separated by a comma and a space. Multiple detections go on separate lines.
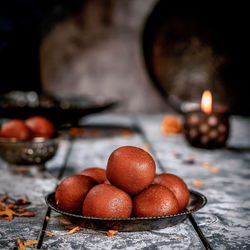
46, 190, 207, 231
0, 92, 117, 126
142, 0, 250, 115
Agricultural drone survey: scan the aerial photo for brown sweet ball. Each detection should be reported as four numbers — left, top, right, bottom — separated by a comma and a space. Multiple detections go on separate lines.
55, 175, 97, 214
82, 184, 132, 218
0, 119, 31, 140
79, 167, 107, 184
153, 173, 189, 211
106, 146, 156, 194
133, 184, 179, 217
25, 116, 54, 138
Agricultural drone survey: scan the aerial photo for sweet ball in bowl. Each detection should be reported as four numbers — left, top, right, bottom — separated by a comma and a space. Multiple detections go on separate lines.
106, 146, 156, 194
51, 145, 190, 220
133, 184, 179, 217
25, 116, 54, 139
55, 175, 97, 214
0, 119, 31, 140
0, 117, 58, 165
82, 184, 133, 218
153, 173, 189, 211
79, 167, 107, 184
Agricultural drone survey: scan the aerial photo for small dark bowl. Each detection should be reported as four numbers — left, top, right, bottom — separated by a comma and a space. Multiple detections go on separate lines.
0, 134, 60, 165
45, 190, 206, 231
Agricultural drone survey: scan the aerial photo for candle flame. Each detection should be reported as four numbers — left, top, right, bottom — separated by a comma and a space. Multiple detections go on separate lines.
201, 90, 212, 114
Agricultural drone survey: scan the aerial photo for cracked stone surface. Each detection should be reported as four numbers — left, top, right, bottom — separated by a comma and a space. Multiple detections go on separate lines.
0, 114, 250, 249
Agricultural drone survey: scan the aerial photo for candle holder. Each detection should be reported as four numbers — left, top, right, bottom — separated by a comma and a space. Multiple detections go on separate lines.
183, 106, 230, 149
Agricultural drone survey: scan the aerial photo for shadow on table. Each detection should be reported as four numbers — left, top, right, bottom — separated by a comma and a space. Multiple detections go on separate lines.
225, 146, 250, 153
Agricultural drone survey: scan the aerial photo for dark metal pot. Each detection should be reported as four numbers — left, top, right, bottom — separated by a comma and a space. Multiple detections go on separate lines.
142, 0, 250, 115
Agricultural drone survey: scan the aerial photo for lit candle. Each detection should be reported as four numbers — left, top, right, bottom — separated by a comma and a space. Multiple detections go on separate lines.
183, 90, 230, 149
201, 90, 212, 114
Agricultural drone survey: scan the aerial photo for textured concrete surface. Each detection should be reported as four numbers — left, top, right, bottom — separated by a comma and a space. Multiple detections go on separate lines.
0, 162, 56, 249
0, 114, 250, 249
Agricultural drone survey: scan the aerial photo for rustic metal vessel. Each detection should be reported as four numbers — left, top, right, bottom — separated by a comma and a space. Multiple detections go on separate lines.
46, 190, 207, 231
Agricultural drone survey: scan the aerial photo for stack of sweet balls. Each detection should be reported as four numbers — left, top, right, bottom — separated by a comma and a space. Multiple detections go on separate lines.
0, 116, 54, 139
55, 146, 190, 218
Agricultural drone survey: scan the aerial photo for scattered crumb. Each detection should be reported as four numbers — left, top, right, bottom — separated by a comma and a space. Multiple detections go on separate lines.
142, 143, 150, 152
64, 226, 80, 235
107, 230, 118, 237
121, 129, 132, 138
202, 162, 212, 168
201, 162, 219, 173
210, 167, 219, 173
69, 127, 84, 137
161, 116, 182, 135
227, 210, 231, 214
177, 236, 184, 239
192, 180, 204, 187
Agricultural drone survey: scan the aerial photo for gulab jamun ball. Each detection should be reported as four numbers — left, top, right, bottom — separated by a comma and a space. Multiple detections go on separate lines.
106, 146, 156, 194
55, 175, 96, 214
82, 184, 132, 218
0, 119, 31, 140
25, 116, 54, 138
79, 167, 107, 184
153, 173, 189, 211
133, 184, 179, 217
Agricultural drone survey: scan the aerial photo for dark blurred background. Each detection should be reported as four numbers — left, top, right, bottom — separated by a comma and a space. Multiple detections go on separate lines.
0, 0, 249, 114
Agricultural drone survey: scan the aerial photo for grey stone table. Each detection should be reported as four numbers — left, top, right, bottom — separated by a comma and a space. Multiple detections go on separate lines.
0, 114, 250, 249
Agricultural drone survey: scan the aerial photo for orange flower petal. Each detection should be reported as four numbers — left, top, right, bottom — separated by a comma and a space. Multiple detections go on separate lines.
161, 116, 182, 135
192, 180, 204, 187
202, 162, 212, 168
210, 167, 219, 173
64, 226, 80, 235
0, 207, 13, 220
107, 230, 118, 237
16, 207, 25, 212
24, 240, 38, 246
17, 238, 26, 250
69, 127, 84, 137
121, 130, 132, 137
17, 212, 35, 217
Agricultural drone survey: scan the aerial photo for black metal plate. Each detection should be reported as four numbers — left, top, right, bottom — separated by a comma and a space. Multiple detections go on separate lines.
0, 102, 116, 126
0, 92, 116, 126
45, 190, 207, 231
